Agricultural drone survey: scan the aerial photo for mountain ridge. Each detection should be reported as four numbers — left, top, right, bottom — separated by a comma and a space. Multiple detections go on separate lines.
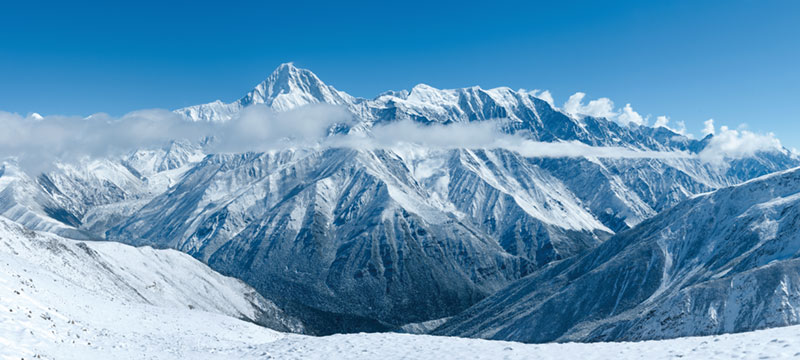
434, 166, 800, 342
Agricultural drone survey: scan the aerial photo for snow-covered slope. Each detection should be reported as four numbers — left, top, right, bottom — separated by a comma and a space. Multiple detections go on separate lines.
436, 166, 800, 343
3, 212, 799, 359
0, 140, 206, 238
0, 162, 88, 239
247, 326, 800, 360
4, 240, 800, 360
108, 148, 541, 333
0, 215, 303, 359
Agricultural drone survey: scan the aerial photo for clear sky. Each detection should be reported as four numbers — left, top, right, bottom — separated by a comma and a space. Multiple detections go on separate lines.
1, 0, 798, 147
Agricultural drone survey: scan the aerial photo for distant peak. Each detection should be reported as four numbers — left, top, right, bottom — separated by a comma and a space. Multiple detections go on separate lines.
268, 62, 317, 78
263, 62, 323, 88
411, 83, 437, 91
273, 62, 298, 74
231, 62, 350, 111
409, 83, 441, 97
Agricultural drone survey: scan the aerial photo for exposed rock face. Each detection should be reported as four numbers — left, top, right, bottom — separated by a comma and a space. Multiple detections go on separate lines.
436, 167, 800, 343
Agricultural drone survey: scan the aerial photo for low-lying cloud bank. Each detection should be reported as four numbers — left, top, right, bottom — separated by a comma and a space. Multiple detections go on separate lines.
335, 120, 689, 160
0, 105, 350, 172
0, 104, 790, 174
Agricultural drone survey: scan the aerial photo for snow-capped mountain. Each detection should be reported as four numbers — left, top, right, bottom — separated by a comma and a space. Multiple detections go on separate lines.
176, 63, 357, 122
108, 148, 543, 333
435, 166, 800, 343
176, 63, 797, 230
0, 140, 206, 238
0, 162, 88, 238
3, 63, 798, 335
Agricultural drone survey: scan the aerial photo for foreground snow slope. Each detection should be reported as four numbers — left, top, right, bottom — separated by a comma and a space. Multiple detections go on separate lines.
3, 244, 800, 360
2, 212, 799, 359
262, 327, 800, 360
0, 215, 303, 359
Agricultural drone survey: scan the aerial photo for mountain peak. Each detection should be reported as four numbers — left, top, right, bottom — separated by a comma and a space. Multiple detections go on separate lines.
275, 61, 297, 70
173, 63, 353, 121
263, 62, 322, 90
234, 62, 353, 111
267, 62, 306, 82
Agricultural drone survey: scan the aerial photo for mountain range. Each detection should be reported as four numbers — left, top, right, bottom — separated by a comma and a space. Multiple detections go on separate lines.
1, 63, 798, 336
435, 166, 800, 342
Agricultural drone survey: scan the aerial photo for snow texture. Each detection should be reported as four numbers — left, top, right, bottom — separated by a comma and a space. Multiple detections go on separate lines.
0, 215, 303, 360
2, 211, 799, 359
3, 222, 800, 360
436, 167, 800, 343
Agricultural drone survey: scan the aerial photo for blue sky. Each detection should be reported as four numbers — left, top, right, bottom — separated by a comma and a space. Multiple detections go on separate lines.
1, 0, 798, 147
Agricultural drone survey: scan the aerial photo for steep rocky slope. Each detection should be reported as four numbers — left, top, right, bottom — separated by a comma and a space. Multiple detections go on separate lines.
436, 167, 800, 343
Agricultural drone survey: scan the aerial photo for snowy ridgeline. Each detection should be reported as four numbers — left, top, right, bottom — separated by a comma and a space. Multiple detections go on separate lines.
2, 213, 800, 359
436, 166, 800, 343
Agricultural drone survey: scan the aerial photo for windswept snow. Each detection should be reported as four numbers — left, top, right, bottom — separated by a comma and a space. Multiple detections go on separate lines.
0, 215, 303, 360
2, 209, 800, 360
7, 211, 797, 359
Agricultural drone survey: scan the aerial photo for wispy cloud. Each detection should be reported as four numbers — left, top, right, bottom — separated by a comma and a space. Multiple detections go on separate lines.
702, 118, 716, 136
528, 89, 555, 107
0, 103, 789, 174
331, 119, 689, 160
0, 105, 350, 172
0, 109, 202, 172
563, 92, 616, 120
654, 115, 688, 136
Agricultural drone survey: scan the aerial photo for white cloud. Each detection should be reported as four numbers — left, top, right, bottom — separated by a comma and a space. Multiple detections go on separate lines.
3, 104, 692, 171
561, 93, 647, 126
212, 104, 352, 153
655, 116, 669, 128
563, 92, 617, 120
531, 90, 555, 108
328, 119, 691, 161
702, 119, 715, 136
617, 103, 645, 126
0, 104, 352, 173
1, 104, 788, 174
654, 115, 687, 136
698, 125, 785, 164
